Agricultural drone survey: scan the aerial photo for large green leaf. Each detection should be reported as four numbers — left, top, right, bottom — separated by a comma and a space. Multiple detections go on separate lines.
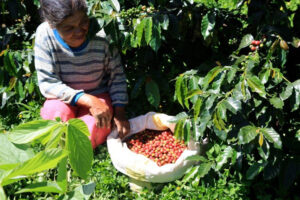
238, 125, 258, 144
202, 66, 222, 89
246, 161, 268, 180
201, 12, 216, 40
188, 76, 199, 104
135, 19, 145, 46
224, 97, 241, 114
8, 120, 59, 144
197, 162, 212, 178
291, 80, 300, 111
260, 128, 282, 149
175, 75, 184, 107
2, 148, 68, 186
108, 0, 120, 12
246, 75, 267, 98
183, 166, 199, 182
149, 23, 161, 52
0, 134, 34, 168
269, 97, 284, 109
66, 182, 96, 200
16, 182, 63, 194
145, 79, 160, 108
183, 120, 191, 143
258, 68, 271, 84
216, 146, 234, 170
66, 119, 93, 179
193, 98, 203, 119
57, 157, 68, 193
0, 186, 6, 200
144, 17, 153, 44
280, 83, 293, 100
238, 34, 254, 51
174, 119, 184, 140
158, 14, 169, 30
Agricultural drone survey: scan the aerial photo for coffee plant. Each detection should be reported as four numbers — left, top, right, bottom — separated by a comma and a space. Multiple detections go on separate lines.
1, 0, 300, 199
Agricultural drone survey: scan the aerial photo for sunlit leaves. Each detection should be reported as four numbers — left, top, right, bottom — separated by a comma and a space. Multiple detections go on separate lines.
238, 34, 254, 51
238, 126, 258, 144
201, 12, 216, 40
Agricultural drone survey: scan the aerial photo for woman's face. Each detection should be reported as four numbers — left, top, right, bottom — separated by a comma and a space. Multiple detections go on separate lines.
56, 11, 89, 48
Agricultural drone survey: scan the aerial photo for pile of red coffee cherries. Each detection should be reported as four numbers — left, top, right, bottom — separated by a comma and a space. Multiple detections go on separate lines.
126, 129, 187, 166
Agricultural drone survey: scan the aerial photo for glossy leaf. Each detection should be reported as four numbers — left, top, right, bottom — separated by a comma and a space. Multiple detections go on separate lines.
280, 83, 293, 100
246, 75, 267, 98
183, 120, 191, 143
145, 79, 160, 108
224, 97, 241, 114
174, 119, 184, 140
183, 165, 199, 182
238, 34, 254, 51
201, 12, 216, 40
260, 128, 282, 149
269, 97, 284, 109
175, 75, 184, 106
202, 66, 222, 89
108, 0, 120, 12
193, 98, 203, 119
238, 125, 258, 144
246, 161, 268, 180
216, 146, 233, 170
144, 17, 153, 44
197, 162, 212, 178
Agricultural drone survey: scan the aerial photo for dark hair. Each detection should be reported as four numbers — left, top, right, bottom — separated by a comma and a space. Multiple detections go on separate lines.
40, 0, 88, 27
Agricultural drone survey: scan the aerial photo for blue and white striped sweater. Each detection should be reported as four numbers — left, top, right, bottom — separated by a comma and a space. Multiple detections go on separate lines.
34, 22, 128, 106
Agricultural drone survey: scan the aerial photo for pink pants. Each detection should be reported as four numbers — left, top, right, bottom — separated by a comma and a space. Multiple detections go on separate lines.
40, 93, 113, 149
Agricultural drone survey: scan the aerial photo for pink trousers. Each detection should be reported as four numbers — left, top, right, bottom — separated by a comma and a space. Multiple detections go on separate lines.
40, 93, 113, 149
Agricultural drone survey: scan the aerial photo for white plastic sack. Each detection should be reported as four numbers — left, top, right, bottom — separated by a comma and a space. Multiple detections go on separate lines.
107, 112, 201, 183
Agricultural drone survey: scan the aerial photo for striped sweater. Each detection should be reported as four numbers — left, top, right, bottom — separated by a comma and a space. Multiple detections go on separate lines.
34, 22, 128, 106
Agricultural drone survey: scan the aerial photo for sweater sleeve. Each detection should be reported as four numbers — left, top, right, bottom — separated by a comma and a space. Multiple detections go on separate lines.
105, 46, 128, 107
34, 23, 83, 104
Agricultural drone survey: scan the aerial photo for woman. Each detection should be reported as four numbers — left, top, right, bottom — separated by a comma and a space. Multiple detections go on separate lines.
34, 0, 130, 148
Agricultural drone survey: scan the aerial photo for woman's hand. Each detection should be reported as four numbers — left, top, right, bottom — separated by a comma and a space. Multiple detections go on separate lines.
76, 94, 112, 128
113, 106, 130, 139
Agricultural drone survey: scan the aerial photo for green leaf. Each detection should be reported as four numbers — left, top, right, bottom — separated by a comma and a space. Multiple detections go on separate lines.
159, 14, 169, 30
202, 66, 222, 89
144, 17, 153, 44
145, 79, 160, 108
149, 23, 161, 52
67, 182, 96, 200
227, 67, 236, 83
175, 75, 184, 107
135, 19, 145, 46
258, 68, 271, 84
174, 119, 184, 140
296, 129, 300, 142
169, 112, 188, 123
66, 119, 93, 179
0, 134, 34, 168
238, 34, 254, 51
260, 128, 282, 149
280, 83, 293, 100
216, 146, 233, 170
2, 148, 68, 186
182, 78, 189, 109
246, 161, 268, 180
183, 120, 191, 143
57, 157, 68, 193
186, 89, 204, 100
188, 76, 199, 104
8, 120, 59, 144
193, 98, 203, 119
15, 80, 25, 101
46, 125, 65, 149
108, 0, 120, 12
246, 75, 267, 98
238, 125, 258, 144
186, 155, 208, 162
197, 162, 212, 178
291, 80, 300, 111
16, 182, 63, 194
183, 166, 199, 182
201, 12, 216, 40
258, 141, 270, 160
224, 97, 241, 114
0, 186, 6, 200
269, 97, 284, 109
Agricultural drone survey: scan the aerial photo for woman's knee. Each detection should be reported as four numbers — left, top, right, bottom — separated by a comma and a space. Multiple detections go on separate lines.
40, 99, 77, 122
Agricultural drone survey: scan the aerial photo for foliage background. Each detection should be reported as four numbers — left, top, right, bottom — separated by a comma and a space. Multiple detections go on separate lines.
0, 0, 300, 199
